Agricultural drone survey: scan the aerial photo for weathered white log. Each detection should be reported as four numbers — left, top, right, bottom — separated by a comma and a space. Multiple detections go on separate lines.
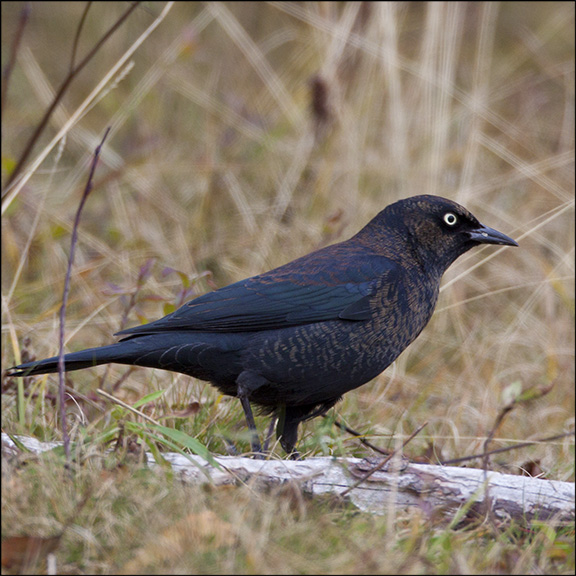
3, 433, 573, 522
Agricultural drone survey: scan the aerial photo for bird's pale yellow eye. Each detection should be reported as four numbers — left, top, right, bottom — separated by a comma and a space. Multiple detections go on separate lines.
443, 212, 458, 226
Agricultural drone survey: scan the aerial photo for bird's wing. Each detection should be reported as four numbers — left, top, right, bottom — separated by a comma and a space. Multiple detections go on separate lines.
117, 253, 399, 335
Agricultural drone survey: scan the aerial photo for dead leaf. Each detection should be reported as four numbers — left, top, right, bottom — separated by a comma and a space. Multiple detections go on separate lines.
160, 402, 201, 419
1, 535, 61, 571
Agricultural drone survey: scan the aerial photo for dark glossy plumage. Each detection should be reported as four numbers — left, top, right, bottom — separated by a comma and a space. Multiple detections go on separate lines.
7, 195, 518, 455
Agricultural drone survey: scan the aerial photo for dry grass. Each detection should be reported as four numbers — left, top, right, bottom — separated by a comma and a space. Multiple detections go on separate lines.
1, 2, 574, 574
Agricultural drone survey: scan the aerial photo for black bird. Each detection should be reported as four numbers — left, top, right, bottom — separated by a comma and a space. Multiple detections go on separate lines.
7, 195, 518, 455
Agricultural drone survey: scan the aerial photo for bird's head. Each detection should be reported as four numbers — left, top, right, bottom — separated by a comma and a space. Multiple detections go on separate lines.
359, 195, 518, 273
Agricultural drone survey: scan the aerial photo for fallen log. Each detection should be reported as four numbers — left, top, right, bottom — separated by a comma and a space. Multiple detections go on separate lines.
2, 433, 573, 522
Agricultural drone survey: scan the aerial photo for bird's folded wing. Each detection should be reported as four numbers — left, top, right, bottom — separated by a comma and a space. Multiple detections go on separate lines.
116, 255, 399, 335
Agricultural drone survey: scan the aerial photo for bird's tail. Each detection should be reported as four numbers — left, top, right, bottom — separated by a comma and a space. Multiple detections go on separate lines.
6, 333, 243, 382
6, 343, 130, 377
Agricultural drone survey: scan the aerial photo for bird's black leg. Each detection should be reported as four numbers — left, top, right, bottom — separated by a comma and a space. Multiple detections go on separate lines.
276, 406, 301, 459
236, 371, 268, 457
262, 414, 277, 453
238, 393, 262, 456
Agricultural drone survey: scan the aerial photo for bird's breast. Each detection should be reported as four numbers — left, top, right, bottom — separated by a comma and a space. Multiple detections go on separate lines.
366, 271, 438, 352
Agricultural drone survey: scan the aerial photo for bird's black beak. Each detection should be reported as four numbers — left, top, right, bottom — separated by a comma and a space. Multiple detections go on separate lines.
468, 224, 518, 247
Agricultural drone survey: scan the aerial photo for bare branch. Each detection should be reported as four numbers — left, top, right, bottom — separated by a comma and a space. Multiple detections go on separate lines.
57, 127, 110, 461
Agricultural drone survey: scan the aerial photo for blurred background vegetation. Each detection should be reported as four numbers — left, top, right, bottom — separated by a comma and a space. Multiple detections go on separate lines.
1, 2, 574, 574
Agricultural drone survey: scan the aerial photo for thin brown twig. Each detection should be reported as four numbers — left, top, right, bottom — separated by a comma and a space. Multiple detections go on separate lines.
332, 416, 574, 467
483, 403, 513, 473
440, 430, 575, 466
102, 258, 155, 391
339, 421, 428, 499
1, 2, 30, 119
70, 2, 93, 73
3, 2, 140, 193
58, 127, 110, 462
330, 416, 392, 455
481, 401, 516, 523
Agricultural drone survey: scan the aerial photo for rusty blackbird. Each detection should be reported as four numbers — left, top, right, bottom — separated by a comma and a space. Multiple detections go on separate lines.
7, 195, 518, 455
